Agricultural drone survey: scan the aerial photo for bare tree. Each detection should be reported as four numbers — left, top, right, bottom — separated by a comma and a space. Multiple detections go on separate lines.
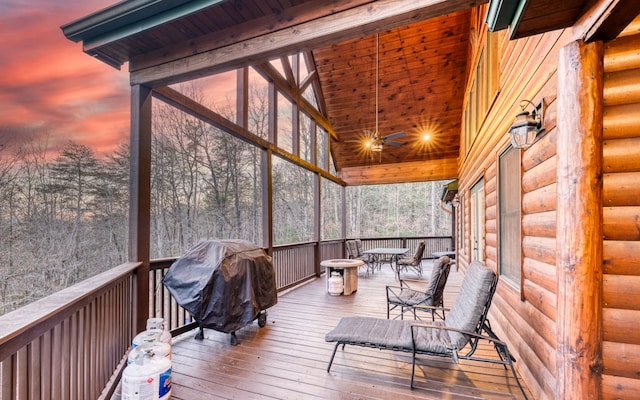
49, 142, 98, 223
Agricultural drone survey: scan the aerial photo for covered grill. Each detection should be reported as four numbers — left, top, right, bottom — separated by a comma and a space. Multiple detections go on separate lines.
163, 239, 277, 345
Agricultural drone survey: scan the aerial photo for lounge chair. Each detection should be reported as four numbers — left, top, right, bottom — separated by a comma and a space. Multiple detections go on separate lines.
395, 241, 426, 277
325, 261, 528, 399
386, 255, 451, 320
346, 239, 375, 275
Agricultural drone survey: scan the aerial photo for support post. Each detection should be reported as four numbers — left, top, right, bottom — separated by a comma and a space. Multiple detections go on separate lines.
129, 84, 153, 335
341, 185, 347, 258
556, 39, 604, 399
315, 173, 322, 277
263, 148, 273, 254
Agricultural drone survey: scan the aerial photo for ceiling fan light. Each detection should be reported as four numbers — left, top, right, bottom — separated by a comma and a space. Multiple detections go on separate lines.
371, 143, 383, 152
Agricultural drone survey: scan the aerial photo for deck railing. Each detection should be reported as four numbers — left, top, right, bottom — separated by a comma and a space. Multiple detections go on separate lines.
0, 262, 140, 400
357, 236, 454, 257
0, 236, 451, 399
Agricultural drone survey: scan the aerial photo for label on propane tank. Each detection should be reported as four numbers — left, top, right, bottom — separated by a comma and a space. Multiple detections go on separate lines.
122, 367, 171, 400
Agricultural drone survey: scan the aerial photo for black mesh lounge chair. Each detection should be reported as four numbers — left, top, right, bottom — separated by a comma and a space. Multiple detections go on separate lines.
395, 241, 426, 277
386, 255, 451, 320
325, 261, 528, 399
346, 239, 375, 275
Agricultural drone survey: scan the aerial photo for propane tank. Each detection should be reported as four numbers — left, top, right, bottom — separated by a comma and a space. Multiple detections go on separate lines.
132, 318, 171, 349
146, 317, 172, 345
128, 329, 171, 365
328, 271, 344, 296
122, 337, 172, 400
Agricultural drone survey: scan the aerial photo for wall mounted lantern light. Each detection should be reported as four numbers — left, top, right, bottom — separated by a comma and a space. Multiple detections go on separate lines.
508, 99, 545, 149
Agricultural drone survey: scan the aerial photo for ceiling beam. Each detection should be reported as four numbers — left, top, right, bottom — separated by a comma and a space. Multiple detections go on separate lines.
579, 0, 640, 42
338, 157, 458, 185
130, 0, 487, 87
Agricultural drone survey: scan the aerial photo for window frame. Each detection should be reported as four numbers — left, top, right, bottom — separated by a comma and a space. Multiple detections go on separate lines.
498, 145, 523, 293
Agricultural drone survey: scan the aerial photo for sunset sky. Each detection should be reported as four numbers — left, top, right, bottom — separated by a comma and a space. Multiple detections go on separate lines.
0, 0, 130, 158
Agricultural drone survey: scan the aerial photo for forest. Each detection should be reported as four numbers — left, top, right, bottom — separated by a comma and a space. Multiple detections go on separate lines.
0, 81, 451, 315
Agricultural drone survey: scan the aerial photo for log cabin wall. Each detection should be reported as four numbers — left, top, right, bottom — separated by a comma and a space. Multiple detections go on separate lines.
457, 16, 569, 399
456, 7, 640, 400
601, 17, 640, 399
457, 7, 640, 399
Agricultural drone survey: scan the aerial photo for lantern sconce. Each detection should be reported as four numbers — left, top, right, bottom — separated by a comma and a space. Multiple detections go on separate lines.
508, 99, 545, 149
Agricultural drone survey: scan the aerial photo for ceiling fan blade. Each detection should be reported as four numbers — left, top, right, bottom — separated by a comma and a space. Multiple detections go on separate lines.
382, 131, 407, 140
385, 141, 404, 147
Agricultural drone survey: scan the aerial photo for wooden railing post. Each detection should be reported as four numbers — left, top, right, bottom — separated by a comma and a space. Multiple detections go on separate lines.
556, 39, 604, 399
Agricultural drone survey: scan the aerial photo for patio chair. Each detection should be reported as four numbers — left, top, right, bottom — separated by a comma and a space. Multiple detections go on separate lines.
325, 261, 528, 399
386, 255, 451, 321
395, 241, 426, 277
345, 239, 375, 275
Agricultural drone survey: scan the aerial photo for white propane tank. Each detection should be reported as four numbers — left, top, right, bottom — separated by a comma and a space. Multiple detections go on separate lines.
122, 339, 172, 400
328, 271, 344, 296
132, 318, 171, 350
145, 317, 172, 345
128, 330, 171, 365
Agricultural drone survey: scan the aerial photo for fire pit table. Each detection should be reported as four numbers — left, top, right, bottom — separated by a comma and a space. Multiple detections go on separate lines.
321, 259, 364, 295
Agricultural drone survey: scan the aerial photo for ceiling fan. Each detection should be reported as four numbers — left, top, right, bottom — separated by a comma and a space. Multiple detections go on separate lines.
349, 32, 407, 157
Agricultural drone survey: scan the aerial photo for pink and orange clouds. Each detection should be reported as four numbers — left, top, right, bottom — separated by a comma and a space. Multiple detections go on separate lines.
0, 1, 129, 158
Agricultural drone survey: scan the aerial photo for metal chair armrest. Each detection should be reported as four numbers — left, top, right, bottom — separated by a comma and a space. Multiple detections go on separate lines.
386, 285, 425, 300
413, 304, 449, 313
409, 323, 528, 399
410, 323, 507, 348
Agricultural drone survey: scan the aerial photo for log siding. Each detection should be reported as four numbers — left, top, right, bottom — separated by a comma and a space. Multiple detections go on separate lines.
458, 27, 568, 400
601, 23, 640, 399
457, 12, 640, 400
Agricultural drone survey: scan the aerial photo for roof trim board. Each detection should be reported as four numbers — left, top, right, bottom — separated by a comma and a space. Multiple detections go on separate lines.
61, 0, 225, 68
62, 0, 222, 44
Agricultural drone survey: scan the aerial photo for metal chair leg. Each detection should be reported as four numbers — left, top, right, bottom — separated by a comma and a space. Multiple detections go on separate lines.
327, 342, 341, 372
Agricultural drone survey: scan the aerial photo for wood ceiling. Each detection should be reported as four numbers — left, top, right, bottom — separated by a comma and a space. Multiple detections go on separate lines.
62, 0, 609, 184
313, 12, 470, 171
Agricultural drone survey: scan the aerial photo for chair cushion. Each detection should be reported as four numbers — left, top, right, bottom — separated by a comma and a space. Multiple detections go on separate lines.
355, 239, 365, 255
325, 316, 454, 354
444, 261, 496, 349
398, 257, 412, 266
389, 289, 428, 306
326, 316, 413, 348
346, 240, 358, 258
412, 321, 454, 354
397, 242, 425, 266
424, 256, 450, 299
396, 257, 415, 265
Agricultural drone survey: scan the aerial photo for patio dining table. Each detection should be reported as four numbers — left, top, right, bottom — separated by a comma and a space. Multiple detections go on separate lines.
363, 247, 408, 280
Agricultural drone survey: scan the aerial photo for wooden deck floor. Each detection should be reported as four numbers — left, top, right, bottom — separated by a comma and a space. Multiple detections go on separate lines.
167, 261, 532, 399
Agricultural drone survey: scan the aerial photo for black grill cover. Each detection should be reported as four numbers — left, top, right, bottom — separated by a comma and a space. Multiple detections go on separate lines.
162, 239, 277, 333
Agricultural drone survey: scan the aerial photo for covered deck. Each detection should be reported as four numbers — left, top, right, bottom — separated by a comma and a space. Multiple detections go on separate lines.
5, 1, 634, 398
165, 261, 530, 399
